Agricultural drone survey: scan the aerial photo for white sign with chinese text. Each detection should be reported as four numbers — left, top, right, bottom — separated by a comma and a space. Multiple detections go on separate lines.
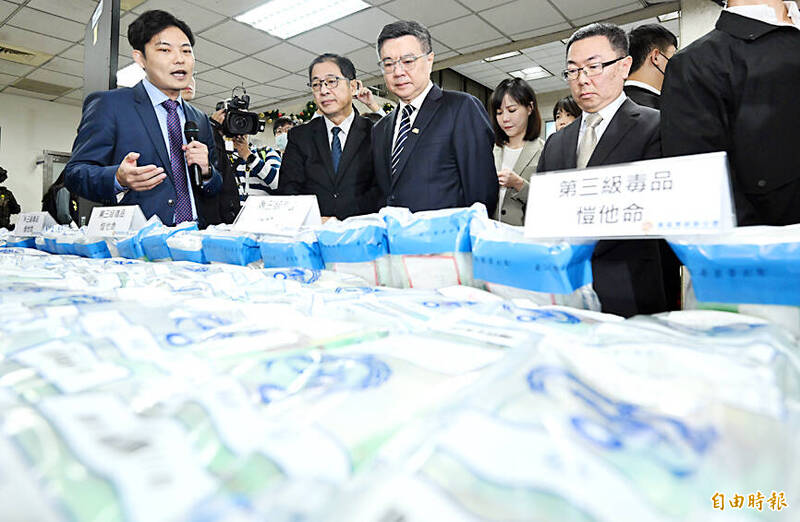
524, 152, 735, 239
15, 212, 56, 236
233, 195, 321, 235
87, 205, 146, 237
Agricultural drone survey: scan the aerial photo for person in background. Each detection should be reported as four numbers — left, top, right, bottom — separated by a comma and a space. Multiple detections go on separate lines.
272, 116, 294, 156
0, 166, 20, 230
490, 78, 544, 226
64, 10, 222, 225
181, 76, 240, 225
625, 24, 678, 110
371, 20, 498, 215
211, 107, 281, 202
552, 95, 581, 131
279, 53, 379, 220
661, 0, 800, 226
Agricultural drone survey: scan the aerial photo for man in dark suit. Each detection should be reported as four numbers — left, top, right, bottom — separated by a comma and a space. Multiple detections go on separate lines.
537, 23, 667, 318
371, 21, 498, 216
279, 54, 378, 220
623, 24, 677, 110
662, 0, 800, 226
65, 10, 221, 226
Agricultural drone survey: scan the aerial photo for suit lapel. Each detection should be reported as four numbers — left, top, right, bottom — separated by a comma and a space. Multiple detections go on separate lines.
311, 118, 336, 185
391, 84, 444, 188
336, 113, 366, 182
512, 140, 540, 174
589, 99, 639, 167
133, 82, 172, 178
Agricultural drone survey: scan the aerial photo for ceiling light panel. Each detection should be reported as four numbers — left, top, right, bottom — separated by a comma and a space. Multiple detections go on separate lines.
236, 0, 370, 39
484, 50, 521, 62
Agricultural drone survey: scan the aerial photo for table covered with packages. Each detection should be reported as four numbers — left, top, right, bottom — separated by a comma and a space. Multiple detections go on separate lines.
0, 205, 798, 522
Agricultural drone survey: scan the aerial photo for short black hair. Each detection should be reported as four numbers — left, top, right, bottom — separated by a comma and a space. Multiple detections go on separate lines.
308, 53, 356, 82
272, 116, 294, 135
552, 95, 581, 121
127, 10, 194, 55
628, 24, 678, 73
489, 77, 542, 146
377, 20, 432, 56
566, 22, 628, 57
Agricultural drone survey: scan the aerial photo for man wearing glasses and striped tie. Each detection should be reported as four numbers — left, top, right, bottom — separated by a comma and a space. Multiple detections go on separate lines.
371, 21, 498, 216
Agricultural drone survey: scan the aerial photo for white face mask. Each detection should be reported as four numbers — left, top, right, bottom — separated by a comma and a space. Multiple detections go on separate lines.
275, 133, 288, 150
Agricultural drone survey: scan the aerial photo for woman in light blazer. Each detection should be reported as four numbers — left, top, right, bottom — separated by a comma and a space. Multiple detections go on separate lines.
490, 78, 544, 226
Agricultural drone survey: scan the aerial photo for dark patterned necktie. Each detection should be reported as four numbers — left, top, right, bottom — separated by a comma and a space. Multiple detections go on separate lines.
331, 126, 342, 172
391, 104, 415, 176
162, 99, 193, 223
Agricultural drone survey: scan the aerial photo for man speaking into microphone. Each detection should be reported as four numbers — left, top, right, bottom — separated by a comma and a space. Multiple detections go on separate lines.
65, 10, 221, 225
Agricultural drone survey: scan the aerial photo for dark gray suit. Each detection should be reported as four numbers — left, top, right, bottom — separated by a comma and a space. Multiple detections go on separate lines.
537, 98, 667, 318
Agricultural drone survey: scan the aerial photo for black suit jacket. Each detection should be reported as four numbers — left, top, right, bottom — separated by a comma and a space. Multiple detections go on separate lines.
372, 84, 498, 216
279, 111, 379, 220
537, 98, 667, 318
624, 84, 660, 110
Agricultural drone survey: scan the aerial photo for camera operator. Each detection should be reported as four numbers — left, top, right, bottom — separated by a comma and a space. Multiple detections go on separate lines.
181, 77, 240, 225
211, 109, 281, 201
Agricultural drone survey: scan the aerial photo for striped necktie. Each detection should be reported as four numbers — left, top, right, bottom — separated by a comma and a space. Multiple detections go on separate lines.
162, 99, 193, 223
391, 104, 415, 176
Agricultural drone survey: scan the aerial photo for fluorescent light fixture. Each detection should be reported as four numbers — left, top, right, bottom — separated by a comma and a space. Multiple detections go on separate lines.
658, 11, 680, 22
509, 66, 551, 81
484, 50, 521, 62
116, 62, 146, 88
236, 0, 370, 39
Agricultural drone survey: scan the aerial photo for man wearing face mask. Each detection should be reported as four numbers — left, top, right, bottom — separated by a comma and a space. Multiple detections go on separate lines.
272, 117, 294, 156
624, 24, 677, 110
0, 166, 21, 230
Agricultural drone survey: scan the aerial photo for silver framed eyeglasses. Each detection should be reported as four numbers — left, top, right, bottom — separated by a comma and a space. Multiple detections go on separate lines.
562, 56, 625, 81
377, 53, 429, 73
308, 76, 346, 91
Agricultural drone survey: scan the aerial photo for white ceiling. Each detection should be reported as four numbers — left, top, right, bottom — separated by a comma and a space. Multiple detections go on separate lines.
452, 14, 680, 98
0, 0, 678, 114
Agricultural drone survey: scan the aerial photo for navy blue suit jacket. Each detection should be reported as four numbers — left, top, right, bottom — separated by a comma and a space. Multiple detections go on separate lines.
65, 81, 222, 225
372, 84, 498, 216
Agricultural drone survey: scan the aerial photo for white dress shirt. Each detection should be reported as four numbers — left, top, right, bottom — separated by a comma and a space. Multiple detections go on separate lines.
392, 81, 434, 147
624, 79, 661, 96
324, 109, 355, 150
576, 91, 628, 154
727, 1, 800, 29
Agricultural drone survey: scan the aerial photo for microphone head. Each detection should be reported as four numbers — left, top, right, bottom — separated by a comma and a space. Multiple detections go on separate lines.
184, 120, 200, 140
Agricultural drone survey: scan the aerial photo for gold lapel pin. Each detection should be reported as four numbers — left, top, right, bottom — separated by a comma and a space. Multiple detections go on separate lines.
412, 128, 419, 134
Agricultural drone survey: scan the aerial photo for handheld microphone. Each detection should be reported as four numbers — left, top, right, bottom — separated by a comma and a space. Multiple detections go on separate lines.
183, 120, 202, 189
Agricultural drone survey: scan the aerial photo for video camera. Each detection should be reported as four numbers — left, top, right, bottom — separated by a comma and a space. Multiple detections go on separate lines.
214, 86, 265, 137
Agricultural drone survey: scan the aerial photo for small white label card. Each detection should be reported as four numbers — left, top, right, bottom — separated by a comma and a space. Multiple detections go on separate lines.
233, 195, 322, 234
524, 152, 735, 239
15, 212, 56, 236
87, 205, 146, 237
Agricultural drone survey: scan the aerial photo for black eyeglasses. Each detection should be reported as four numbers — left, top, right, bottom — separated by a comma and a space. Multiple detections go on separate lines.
308, 76, 347, 92
377, 53, 429, 73
562, 56, 626, 81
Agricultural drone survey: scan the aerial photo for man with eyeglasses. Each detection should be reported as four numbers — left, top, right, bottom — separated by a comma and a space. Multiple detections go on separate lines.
662, 0, 800, 227
371, 20, 497, 215
624, 24, 678, 110
279, 53, 380, 220
537, 23, 668, 318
